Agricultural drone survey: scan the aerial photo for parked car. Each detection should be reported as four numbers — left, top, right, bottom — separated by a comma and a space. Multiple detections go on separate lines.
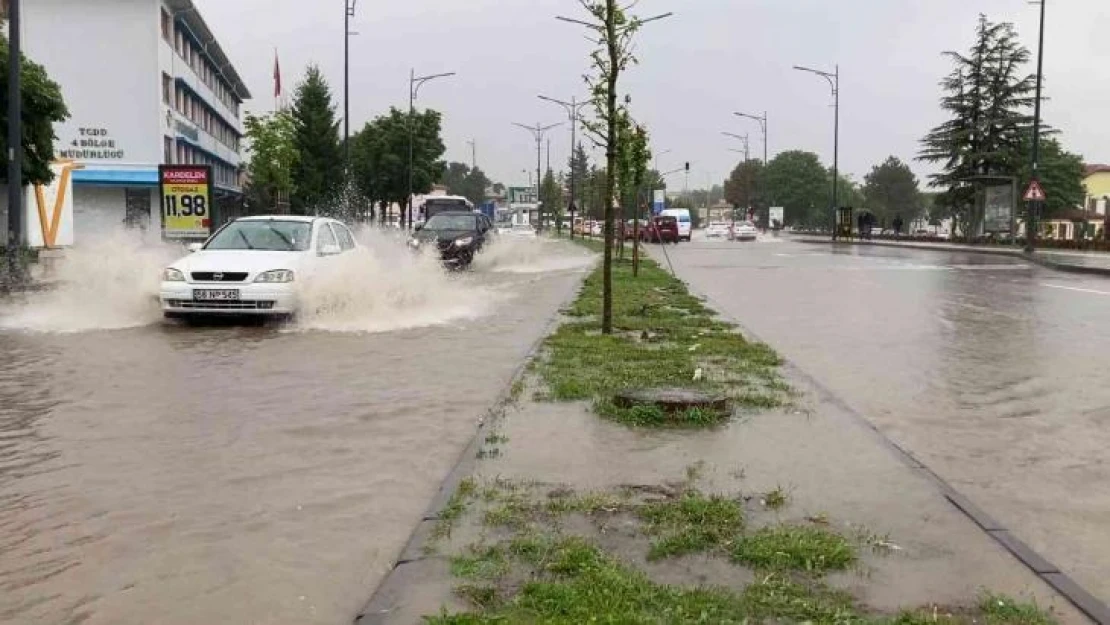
624, 219, 650, 240
705, 222, 731, 239
660, 208, 692, 241
408, 211, 495, 269
730, 221, 758, 241
643, 215, 679, 244
590, 221, 603, 237
160, 215, 358, 319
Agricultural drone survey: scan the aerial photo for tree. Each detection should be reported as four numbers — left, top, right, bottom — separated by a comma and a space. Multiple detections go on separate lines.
0, 32, 69, 186
1014, 135, 1084, 218
348, 107, 445, 223
918, 15, 1036, 236
573, 0, 658, 335
862, 156, 921, 225
540, 168, 562, 221
439, 161, 491, 206
764, 151, 828, 227
290, 65, 344, 215
567, 142, 590, 211
723, 160, 763, 211
244, 111, 298, 214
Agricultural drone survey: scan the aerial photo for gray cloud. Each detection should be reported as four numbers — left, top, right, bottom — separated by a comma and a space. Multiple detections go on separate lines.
197, 0, 1109, 191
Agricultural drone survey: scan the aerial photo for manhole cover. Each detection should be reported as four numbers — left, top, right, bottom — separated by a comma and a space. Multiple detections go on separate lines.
613, 387, 730, 415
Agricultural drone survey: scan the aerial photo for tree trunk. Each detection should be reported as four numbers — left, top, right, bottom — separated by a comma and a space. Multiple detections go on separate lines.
602, 0, 618, 335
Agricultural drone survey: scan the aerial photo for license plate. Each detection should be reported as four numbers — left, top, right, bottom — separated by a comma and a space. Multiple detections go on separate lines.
193, 289, 240, 301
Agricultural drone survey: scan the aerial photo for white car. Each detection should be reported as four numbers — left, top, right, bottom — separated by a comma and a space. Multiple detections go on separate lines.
705, 222, 731, 239
508, 223, 537, 239
730, 221, 758, 241
160, 216, 358, 319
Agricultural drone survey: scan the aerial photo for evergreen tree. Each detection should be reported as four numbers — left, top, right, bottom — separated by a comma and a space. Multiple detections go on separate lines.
918, 15, 1036, 234
290, 66, 343, 215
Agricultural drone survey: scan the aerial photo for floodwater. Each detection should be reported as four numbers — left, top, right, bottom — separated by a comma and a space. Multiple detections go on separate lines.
661, 235, 1110, 604
0, 231, 593, 625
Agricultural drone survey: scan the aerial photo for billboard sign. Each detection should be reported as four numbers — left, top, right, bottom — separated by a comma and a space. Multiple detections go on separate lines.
159, 164, 213, 239
508, 186, 537, 205
652, 189, 665, 215
984, 184, 1014, 233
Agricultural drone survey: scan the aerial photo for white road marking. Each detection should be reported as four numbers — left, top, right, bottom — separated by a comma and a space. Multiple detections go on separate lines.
1041, 283, 1110, 296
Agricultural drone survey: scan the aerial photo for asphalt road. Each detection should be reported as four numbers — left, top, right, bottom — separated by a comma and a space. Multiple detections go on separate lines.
660, 233, 1110, 605
0, 236, 592, 625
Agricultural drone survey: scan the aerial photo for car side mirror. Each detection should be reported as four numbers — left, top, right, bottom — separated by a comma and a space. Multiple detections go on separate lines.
187, 242, 202, 253
318, 243, 342, 256
414, 223, 424, 231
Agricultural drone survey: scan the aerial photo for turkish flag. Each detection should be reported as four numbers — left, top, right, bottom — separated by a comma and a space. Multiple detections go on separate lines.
273, 53, 282, 99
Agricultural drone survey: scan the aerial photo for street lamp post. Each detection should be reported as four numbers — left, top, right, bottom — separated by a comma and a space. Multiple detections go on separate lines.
408, 69, 455, 229
7, 0, 24, 281
1026, 0, 1046, 253
792, 65, 839, 238
734, 111, 768, 228
723, 132, 750, 228
513, 122, 562, 233
538, 95, 590, 238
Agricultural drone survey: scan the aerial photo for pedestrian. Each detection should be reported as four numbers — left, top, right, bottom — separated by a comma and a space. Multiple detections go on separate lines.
893, 215, 904, 238
857, 213, 865, 239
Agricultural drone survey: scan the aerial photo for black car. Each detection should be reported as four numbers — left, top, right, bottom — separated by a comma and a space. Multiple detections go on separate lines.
408, 211, 495, 269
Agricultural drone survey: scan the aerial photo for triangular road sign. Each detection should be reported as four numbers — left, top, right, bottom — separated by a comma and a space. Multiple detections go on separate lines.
1023, 179, 1047, 202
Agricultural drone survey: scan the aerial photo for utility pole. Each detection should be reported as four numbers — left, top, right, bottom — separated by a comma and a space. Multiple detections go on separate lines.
466, 139, 476, 170
1026, 0, 1046, 253
513, 122, 561, 232
735, 110, 768, 228
344, 1, 357, 167
793, 64, 839, 238
7, 0, 23, 282
546, 138, 551, 173
538, 94, 590, 238
407, 69, 454, 229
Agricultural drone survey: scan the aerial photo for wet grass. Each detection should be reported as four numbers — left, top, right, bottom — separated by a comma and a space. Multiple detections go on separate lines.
731, 524, 858, 573
763, 485, 790, 510
427, 479, 1056, 625
535, 255, 786, 427
429, 478, 478, 543
637, 490, 746, 560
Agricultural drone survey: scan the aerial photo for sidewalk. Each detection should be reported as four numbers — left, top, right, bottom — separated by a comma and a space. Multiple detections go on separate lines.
795, 236, 1110, 276
355, 253, 1095, 625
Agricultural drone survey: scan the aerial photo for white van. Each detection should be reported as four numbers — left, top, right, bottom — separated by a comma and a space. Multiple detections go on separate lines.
660, 209, 692, 242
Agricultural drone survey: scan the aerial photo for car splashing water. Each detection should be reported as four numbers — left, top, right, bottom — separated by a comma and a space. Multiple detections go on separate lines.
290, 226, 503, 333
0, 229, 182, 333
471, 236, 596, 274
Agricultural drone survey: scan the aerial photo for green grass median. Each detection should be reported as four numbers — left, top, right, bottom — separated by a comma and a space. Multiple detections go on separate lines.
535, 249, 787, 426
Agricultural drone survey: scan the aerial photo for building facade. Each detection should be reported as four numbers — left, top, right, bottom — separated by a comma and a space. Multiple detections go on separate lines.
23, 0, 251, 238
1083, 164, 1110, 216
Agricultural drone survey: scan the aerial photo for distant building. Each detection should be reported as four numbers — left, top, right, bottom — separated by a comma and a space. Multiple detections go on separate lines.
1083, 164, 1110, 216
23, 0, 251, 237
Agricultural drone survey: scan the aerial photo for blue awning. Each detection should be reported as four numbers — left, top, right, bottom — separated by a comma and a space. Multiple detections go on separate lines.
72, 169, 159, 186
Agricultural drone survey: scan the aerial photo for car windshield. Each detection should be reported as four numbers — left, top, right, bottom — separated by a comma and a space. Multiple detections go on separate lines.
204, 220, 312, 251
424, 214, 476, 231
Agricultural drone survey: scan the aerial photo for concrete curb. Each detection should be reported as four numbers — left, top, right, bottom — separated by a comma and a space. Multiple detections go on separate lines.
795, 237, 1110, 278
679, 273, 1110, 625
352, 259, 595, 625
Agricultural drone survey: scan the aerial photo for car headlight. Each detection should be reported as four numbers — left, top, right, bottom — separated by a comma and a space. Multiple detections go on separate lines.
163, 267, 185, 282
408, 238, 421, 248
254, 269, 295, 283
454, 236, 474, 247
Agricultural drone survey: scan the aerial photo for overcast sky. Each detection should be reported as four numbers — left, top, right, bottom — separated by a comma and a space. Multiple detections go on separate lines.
196, 0, 1109, 191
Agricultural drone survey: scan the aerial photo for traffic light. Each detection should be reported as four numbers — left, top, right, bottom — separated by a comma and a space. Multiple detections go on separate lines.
684, 162, 690, 172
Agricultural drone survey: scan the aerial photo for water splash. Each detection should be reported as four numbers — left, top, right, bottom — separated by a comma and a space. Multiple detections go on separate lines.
471, 236, 596, 274
290, 227, 502, 333
0, 229, 181, 333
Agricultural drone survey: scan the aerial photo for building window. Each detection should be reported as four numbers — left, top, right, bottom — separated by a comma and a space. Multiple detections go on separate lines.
161, 9, 172, 41
162, 73, 172, 105
164, 137, 174, 164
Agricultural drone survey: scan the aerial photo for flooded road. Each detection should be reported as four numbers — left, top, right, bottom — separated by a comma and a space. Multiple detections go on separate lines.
0, 234, 593, 625
661, 236, 1110, 604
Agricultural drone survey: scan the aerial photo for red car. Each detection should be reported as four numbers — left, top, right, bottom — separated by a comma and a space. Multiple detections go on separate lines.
643, 216, 679, 244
